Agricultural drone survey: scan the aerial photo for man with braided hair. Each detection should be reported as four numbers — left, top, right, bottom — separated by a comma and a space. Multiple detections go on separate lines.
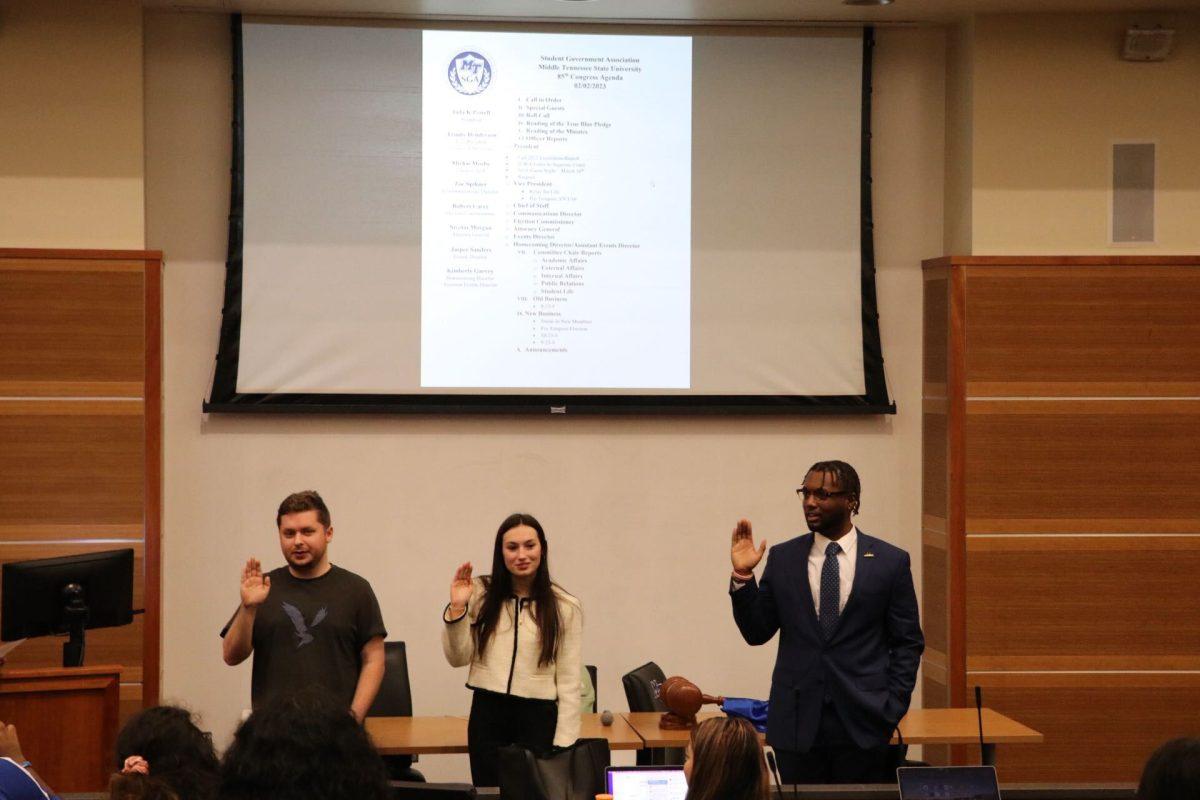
728, 460, 923, 784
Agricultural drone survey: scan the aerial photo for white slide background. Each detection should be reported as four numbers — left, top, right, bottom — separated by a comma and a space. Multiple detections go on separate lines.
421, 31, 691, 389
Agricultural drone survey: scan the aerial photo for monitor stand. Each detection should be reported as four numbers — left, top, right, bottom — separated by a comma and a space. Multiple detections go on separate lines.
61, 583, 89, 668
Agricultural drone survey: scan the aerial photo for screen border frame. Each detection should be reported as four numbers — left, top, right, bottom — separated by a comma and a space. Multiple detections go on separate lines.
205, 18, 894, 416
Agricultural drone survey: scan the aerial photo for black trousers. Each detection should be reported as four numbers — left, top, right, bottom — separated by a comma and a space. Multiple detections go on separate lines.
774, 702, 893, 784
467, 688, 558, 787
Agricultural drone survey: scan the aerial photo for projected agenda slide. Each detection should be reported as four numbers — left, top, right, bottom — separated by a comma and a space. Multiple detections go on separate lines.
421, 31, 692, 389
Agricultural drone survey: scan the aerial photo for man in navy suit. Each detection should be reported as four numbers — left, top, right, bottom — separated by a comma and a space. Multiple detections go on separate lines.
729, 460, 923, 783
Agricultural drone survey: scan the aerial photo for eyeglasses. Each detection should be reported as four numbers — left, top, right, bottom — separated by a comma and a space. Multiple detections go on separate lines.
796, 488, 850, 501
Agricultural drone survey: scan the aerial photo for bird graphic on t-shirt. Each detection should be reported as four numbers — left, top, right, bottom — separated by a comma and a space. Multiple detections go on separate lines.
282, 602, 328, 648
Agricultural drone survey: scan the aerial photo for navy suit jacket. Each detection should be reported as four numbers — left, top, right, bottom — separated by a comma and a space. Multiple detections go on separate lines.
730, 530, 923, 753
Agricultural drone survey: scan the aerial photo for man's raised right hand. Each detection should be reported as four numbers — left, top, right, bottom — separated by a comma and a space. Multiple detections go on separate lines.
240, 558, 271, 609
730, 519, 767, 575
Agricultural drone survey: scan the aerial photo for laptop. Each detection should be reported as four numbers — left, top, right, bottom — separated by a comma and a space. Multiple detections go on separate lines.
605, 766, 688, 800
897, 766, 1002, 800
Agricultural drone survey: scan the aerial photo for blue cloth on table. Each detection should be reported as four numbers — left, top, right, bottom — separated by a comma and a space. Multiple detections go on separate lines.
720, 698, 769, 733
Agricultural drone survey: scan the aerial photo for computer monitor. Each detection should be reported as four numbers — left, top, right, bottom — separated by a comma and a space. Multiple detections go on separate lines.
1, 548, 135, 667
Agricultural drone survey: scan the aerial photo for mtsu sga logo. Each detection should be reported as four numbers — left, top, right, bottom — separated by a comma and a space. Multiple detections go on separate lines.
447, 51, 492, 95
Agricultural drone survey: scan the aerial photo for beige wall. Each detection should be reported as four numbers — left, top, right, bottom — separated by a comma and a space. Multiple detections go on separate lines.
944, 18, 974, 255
0, 0, 144, 248
144, 13, 943, 777
968, 11, 1200, 253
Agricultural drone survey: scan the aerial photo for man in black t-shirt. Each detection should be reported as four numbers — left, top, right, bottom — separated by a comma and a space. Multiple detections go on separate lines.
221, 490, 387, 721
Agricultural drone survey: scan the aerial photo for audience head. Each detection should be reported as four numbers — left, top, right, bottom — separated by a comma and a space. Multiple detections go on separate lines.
108, 771, 179, 800
1138, 737, 1200, 800
111, 705, 218, 800
683, 717, 769, 800
219, 689, 391, 800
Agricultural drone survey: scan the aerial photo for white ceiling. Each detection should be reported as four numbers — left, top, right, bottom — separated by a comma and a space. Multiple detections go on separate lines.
143, 0, 1197, 26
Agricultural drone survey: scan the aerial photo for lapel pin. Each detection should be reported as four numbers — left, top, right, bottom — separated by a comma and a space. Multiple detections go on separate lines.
864, 551, 876, 558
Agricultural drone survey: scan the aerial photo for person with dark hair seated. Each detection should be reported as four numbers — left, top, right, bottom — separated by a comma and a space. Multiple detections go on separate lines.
109, 705, 219, 800
219, 688, 392, 800
683, 717, 769, 800
1137, 737, 1200, 800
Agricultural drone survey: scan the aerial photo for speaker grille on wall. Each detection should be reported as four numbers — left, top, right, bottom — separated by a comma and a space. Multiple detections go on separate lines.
1112, 142, 1155, 244
1122, 27, 1175, 61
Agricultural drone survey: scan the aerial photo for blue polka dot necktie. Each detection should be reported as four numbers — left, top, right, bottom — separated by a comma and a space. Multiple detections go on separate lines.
820, 541, 842, 641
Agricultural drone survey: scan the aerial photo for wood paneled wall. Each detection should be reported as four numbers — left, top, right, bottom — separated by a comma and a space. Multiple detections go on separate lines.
921, 256, 1200, 782
0, 249, 162, 722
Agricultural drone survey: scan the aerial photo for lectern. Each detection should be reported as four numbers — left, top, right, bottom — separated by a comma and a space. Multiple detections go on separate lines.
0, 665, 121, 792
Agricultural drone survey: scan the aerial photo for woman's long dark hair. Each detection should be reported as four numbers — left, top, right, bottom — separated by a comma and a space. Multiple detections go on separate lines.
113, 705, 219, 800
684, 717, 769, 800
473, 512, 561, 667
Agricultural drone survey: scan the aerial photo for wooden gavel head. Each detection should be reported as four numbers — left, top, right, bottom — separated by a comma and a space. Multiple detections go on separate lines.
659, 676, 722, 717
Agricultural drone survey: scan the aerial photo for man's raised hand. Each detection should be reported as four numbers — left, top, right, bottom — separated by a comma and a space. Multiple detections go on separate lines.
240, 558, 271, 609
730, 518, 767, 575
449, 562, 473, 613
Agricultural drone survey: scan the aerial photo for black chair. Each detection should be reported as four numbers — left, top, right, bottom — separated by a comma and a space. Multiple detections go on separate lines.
369, 641, 425, 782
585, 664, 598, 713
621, 661, 684, 766
390, 781, 475, 800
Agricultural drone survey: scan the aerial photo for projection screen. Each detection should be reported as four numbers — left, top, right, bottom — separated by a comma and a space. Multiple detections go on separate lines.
206, 17, 892, 415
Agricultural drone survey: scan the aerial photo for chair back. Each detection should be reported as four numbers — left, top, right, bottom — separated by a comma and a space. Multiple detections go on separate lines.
390, 781, 475, 800
622, 661, 667, 712
586, 664, 598, 713
370, 641, 414, 718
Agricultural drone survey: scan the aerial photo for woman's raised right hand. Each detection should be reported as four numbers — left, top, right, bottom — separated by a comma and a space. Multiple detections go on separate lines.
449, 562, 473, 613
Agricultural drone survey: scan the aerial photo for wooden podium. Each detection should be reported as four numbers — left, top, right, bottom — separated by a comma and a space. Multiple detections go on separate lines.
0, 665, 121, 792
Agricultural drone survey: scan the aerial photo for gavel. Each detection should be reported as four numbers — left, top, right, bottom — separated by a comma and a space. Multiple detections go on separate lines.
657, 675, 723, 729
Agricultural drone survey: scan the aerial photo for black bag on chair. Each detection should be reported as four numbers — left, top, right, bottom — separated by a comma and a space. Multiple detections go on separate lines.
496, 738, 610, 800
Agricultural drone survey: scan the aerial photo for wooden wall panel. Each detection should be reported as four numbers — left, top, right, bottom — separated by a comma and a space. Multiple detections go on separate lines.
966, 536, 1200, 663
922, 411, 948, 516
921, 543, 948, 655
924, 276, 948, 387
924, 257, 1200, 781
0, 408, 144, 527
922, 268, 954, 727
964, 403, 1200, 531
0, 265, 144, 389
969, 674, 1200, 783
0, 249, 160, 711
964, 267, 1200, 396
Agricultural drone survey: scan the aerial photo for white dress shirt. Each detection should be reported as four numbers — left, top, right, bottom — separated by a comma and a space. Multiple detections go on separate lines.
808, 526, 857, 614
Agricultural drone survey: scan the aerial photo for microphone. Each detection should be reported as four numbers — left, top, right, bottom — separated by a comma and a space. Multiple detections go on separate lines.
975, 685, 985, 765
764, 750, 785, 800
600, 710, 613, 726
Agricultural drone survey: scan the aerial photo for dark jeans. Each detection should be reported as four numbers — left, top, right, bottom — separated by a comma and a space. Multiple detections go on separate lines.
774, 702, 893, 784
467, 688, 558, 787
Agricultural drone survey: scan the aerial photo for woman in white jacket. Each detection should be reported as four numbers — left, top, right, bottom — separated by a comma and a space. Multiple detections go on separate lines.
443, 513, 582, 787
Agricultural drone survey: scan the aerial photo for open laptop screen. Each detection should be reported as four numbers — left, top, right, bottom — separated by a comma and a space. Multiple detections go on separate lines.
897, 766, 1001, 800
605, 766, 688, 800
